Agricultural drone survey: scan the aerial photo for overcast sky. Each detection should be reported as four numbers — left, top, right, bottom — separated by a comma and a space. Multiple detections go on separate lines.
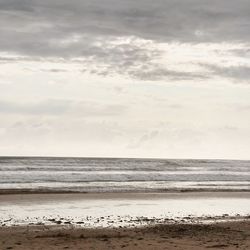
0, 0, 250, 159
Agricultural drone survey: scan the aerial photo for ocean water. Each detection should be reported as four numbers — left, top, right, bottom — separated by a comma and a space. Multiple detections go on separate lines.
0, 157, 250, 193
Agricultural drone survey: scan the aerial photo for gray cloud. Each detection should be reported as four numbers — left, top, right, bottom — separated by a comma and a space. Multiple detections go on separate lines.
127, 67, 210, 81
1, 0, 250, 51
200, 64, 250, 82
128, 130, 159, 149
80, 55, 210, 81
0, 99, 126, 117
1, 0, 250, 56
1, 0, 250, 81
0, 99, 71, 115
40, 69, 69, 73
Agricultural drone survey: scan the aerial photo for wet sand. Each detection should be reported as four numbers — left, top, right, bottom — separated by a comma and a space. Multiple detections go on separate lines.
0, 220, 250, 249
0, 192, 250, 249
1, 192, 250, 227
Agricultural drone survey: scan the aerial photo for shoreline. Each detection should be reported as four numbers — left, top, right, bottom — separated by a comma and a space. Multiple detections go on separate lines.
1, 189, 250, 195
1, 220, 250, 249
1, 190, 250, 199
1, 191, 250, 248
1, 191, 250, 228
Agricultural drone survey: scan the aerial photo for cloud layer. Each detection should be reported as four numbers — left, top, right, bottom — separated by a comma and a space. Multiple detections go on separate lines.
0, 0, 250, 158
0, 0, 250, 81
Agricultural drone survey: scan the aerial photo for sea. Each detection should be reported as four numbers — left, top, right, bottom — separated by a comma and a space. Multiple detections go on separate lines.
0, 157, 250, 193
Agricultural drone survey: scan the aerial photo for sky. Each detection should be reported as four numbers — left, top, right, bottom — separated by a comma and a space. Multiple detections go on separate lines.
0, 0, 250, 159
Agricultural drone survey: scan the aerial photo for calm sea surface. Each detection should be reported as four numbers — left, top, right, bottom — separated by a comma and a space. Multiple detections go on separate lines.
0, 157, 250, 193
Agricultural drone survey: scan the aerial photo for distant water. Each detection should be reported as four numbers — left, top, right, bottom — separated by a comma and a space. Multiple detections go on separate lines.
0, 157, 249, 193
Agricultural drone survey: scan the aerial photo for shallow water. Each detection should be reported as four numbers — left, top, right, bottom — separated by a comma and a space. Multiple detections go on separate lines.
0, 193, 250, 227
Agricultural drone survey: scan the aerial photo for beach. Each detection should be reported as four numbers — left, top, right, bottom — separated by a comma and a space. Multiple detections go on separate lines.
0, 158, 249, 249
1, 192, 250, 227
0, 192, 250, 249
0, 219, 250, 249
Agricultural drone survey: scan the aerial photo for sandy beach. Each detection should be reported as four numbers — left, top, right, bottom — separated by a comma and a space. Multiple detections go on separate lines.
0, 192, 250, 249
0, 220, 250, 249
1, 192, 250, 227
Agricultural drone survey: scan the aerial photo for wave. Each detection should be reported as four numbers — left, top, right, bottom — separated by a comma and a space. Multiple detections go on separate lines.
0, 157, 249, 192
